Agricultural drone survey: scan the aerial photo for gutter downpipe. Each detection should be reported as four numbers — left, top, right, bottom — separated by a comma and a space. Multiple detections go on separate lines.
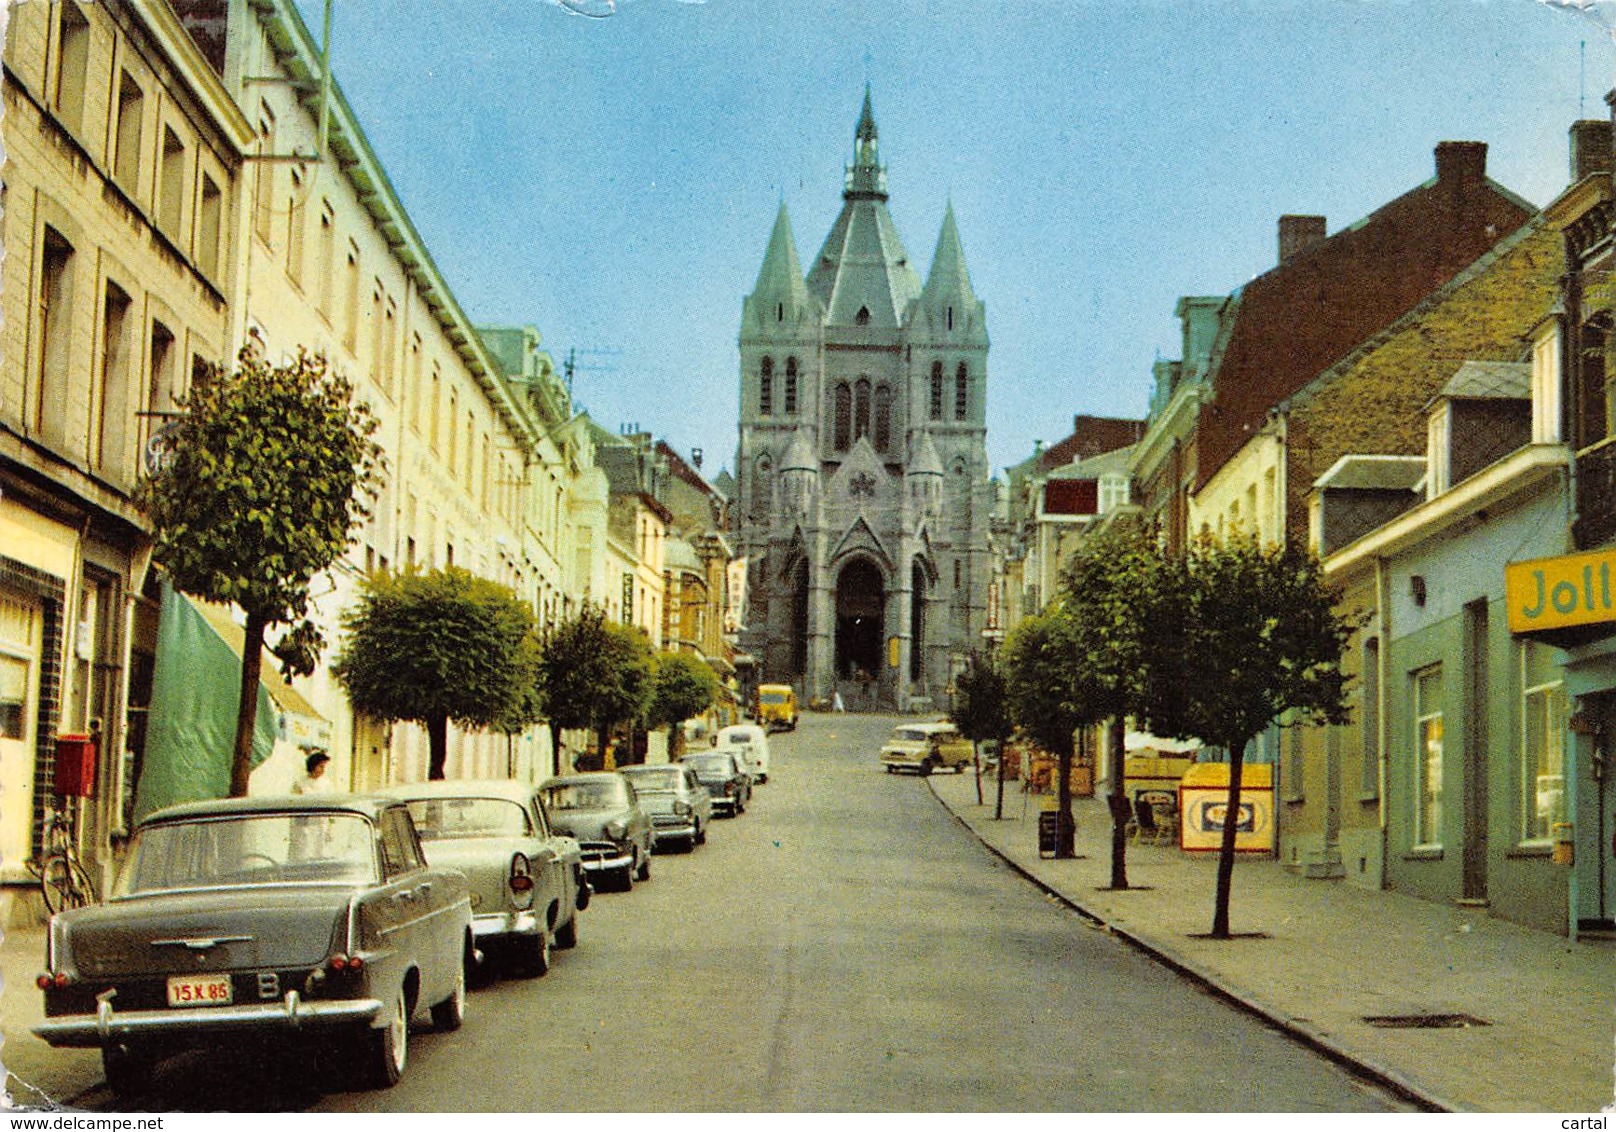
1375, 553, 1391, 889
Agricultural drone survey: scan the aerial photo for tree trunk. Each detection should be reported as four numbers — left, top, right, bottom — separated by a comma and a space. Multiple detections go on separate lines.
1107, 716, 1131, 890
972, 740, 984, 805
1211, 737, 1249, 939
994, 736, 1006, 820
1055, 737, 1075, 859
427, 714, 449, 781
229, 612, 269, 797
550, 723, 562, 778
669, 724, 684, 762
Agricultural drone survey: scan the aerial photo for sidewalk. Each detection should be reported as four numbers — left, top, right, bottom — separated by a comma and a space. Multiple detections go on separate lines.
930, 772, 1616, 1113
1, 919, 102, 1110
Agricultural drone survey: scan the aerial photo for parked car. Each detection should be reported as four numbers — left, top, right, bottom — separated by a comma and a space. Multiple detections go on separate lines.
755, 683, 799, 731
880, 721, 974, 774
539, 773, 654, 892
716, 723, 771, 783
620, 764, 712, 852
680, 749, 752, 816
33, 795, 472, 1096
383, 779, 588, 978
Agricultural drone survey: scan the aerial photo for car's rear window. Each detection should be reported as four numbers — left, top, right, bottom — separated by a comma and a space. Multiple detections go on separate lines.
623, 768, 680, 793
683, 754, 733, 775
115, 813, 377, 895
893, 728, 933, 742
406, 797, 530, 840
543, 781, 627, 810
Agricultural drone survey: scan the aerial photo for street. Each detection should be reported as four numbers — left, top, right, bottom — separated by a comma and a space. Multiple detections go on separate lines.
67, 713, 1407, 1112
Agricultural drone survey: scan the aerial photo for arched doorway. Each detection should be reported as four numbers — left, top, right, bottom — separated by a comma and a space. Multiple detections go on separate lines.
910, 559, 927, 683
788, 557, 809, 678
835, 559, 884, 682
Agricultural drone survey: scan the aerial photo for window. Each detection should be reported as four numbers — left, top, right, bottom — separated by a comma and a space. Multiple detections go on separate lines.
197, 175, 222, 278
785, 358, 798, 414
428, 365, 442, 452
856, 306, 870, 325
408, 334, 423, 432
1360, 637, 1380, 797
759, 356, 773, 416
447, 389, 458, 467
114, 72, 144, 194
158, 127, 186, 236
1521, 642, 1566, 842
1413, 665, 1444, 847
834, 382, 851, 451
751, 455, 771, 522
1098, 474, 1129, 514
955, 362, 969, 420
1426, 403, 1451, 499
947, 305, 954, 331
1532, 326, 1562, 445
34, 228, 75, 438
146, 320, 175, 456
53, 3, 90, 131
1577, 322, 1607, 450
930, 361, 944, 421
854, 378, 871, 441
317, 202, 335, 316
253, 107, 276, 244
874, 385, 892, 452
286, 167, 306, 286
92, 282, 132, 472
343, 243, 360, 353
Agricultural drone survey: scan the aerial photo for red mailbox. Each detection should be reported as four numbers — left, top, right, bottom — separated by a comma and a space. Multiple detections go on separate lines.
53, 734, 97, 798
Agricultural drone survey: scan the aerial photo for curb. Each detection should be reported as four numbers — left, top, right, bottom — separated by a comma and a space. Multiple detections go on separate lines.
928, 779, 1459, 1114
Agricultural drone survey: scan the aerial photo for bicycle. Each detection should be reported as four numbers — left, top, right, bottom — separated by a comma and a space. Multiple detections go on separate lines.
33, 798, 96, 914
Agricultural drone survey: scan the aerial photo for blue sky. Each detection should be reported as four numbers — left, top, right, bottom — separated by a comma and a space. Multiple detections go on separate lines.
300, 0, 1607, 477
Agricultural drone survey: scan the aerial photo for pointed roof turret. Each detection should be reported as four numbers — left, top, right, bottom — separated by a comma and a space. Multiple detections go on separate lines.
746, 201, 815, 326
807, 89, 920, 327
923, 203, 978, 306
845, 83, 887, 201
909, 430, 944, 478
782, 430, 818, 473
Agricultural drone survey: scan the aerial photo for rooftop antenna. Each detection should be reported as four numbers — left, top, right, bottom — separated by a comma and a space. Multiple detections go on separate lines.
562, 346, 621, 394
1583, 39, 1588, 117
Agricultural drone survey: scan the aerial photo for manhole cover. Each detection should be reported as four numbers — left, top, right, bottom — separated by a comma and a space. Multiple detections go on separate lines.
1362, 1013, 1491, 1029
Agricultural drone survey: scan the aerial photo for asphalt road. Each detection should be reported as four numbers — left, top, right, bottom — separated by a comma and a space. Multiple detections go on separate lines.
86, 712, 1408, 1112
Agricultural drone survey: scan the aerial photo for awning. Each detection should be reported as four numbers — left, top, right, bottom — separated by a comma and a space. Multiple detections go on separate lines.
189, 598, 330, 747
1125, 729, 1202, 755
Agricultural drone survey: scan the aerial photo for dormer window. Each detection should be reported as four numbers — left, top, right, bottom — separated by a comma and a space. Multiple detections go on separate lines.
856, 306, 870, 326
1531, 325, 1561, 445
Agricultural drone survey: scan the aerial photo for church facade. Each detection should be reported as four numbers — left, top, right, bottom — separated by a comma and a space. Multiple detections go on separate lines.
734, 91, 993, 711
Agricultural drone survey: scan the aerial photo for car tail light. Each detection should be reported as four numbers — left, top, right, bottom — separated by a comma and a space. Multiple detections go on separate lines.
36, 972, 64, 990
329, 953, 363, 972
510, 852, 534, 893
673, 801, 691, 816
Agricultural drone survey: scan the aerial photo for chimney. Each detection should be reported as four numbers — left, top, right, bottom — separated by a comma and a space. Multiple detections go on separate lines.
1435, 141, 1487, 186
1278, 215, 1327, 265
1573, 117, 1614, 183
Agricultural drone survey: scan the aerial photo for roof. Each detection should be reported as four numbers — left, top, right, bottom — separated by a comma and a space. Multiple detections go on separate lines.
1313, 454, 1428, 492
1194, 143, 1537, 491
380, 779, 537, 804
1437, 360, 1531, 401
141, 793, 398, 825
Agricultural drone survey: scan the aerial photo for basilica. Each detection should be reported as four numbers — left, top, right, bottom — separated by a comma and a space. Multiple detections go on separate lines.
734, 90, 994, 711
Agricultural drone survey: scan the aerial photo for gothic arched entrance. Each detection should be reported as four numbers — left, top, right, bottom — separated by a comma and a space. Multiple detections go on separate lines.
910, 558, 928, 683
835, 558, 884, 682
787, 557, 809, 678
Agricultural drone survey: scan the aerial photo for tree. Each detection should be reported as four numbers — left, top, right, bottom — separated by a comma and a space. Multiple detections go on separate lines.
647, 651, 720, 760
137, 347, 381, 796
952, 650, 1014, 815
1003, 605, 1093, 858
535, 605, 613, 775
592, 621, 655, 763
332, 567, 539, 780
1150, 534, 1356, 938
1059, 522, 1178, 890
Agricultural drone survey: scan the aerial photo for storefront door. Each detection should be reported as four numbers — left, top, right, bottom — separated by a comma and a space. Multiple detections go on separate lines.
0, 590, 43, 879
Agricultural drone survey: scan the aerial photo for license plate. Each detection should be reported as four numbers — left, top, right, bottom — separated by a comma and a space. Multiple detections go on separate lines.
167, 973, 233, 1007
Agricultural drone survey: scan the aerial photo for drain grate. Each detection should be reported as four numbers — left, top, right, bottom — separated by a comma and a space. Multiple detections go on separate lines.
1363, 1013, 1491, 1029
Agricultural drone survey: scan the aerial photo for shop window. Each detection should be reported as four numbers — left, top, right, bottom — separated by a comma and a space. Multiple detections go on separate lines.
1520, 642, 1566, 842
1413, 665, 1444, 847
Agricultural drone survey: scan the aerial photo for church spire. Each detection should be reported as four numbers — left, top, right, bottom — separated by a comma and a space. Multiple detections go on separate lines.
923, 202, 977, 305
747, 200, 814, 325
845, 84, 888, 201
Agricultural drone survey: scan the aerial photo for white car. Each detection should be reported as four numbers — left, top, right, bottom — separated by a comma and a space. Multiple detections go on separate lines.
715, 723, 771, 783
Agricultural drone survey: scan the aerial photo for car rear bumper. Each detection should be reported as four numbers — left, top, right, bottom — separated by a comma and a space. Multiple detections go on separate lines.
34, 992, 382, 1048
472, 910, 541, 940
648, 816, 698, 838
577, 841, 633, 872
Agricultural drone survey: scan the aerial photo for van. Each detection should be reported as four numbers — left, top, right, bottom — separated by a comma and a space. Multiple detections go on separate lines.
755, 684, 798, 732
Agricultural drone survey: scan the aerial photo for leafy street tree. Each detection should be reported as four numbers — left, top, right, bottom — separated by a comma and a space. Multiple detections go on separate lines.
1059, 522, 1179, 890
952, 650, 1015, 815
591, 621, 656, 763
1003, 605, 1092, 858
332, 567, 540, 780
1151, 534, 1356, 939
647, 650, 720, 760
137, 347, 381, 796
535, 605, 614, 775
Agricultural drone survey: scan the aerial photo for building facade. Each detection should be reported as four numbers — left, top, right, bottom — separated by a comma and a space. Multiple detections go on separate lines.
734, 91, 994, 710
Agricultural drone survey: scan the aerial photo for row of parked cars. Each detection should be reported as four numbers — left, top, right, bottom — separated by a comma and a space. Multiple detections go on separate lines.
30, 724, 776, 1099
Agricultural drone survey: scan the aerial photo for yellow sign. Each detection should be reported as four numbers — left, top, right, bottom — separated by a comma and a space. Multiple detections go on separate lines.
1505, 550, 1616, 634
1179, 763, 1273, 854
888, 636, 900, 669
